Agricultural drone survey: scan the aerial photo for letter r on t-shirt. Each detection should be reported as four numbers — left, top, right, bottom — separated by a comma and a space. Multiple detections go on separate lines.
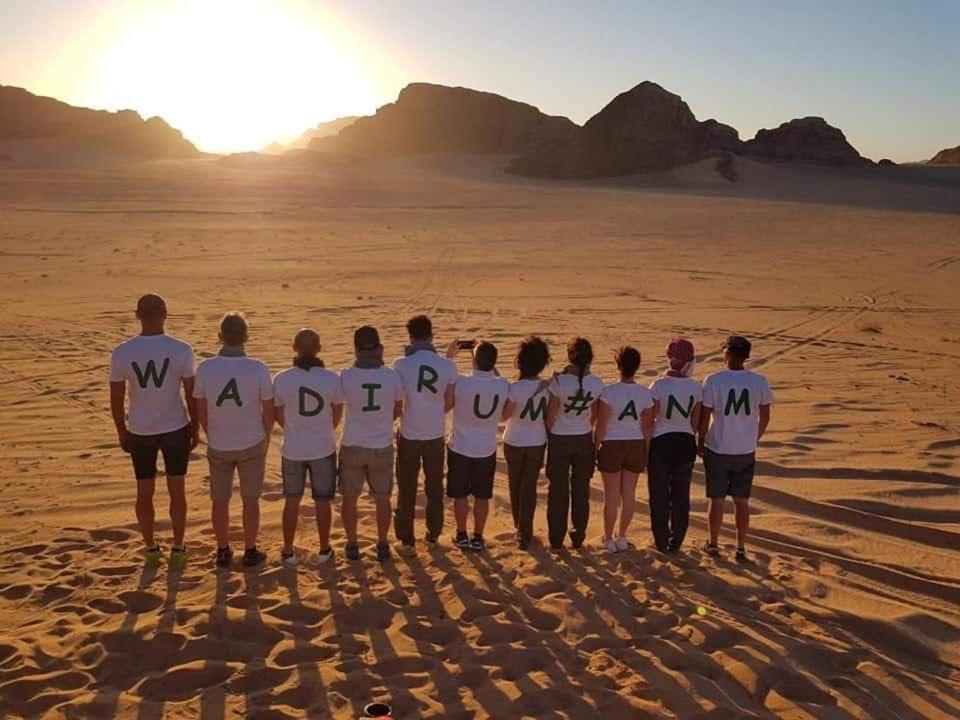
417, 365, 438, 394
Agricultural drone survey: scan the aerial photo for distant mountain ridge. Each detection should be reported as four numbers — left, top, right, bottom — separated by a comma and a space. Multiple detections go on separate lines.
0, 85, 198, 159
262, 116, 360, 154
929, 144, 960, 165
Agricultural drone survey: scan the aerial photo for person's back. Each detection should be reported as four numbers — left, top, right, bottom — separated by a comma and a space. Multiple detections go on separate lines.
273, 365, 341, 460
549, 372, 605, 435
392, 350, 457, 440
111, 333, 194, 437
195, 354, 272, 451
702, 369, 773, 455
450, 371, 510, 458
504, 378, 549, 447
650, 375, 702, 438
340, 365, 404, 449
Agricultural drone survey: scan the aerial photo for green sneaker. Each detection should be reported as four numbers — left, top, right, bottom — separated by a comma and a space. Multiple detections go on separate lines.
169, 546, 187, 570
144, 544, 162, 567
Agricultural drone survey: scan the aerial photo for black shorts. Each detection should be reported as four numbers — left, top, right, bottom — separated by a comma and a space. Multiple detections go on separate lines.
128, 424, 192, 480
703, 448, 755, 499
446, 448, 496, 500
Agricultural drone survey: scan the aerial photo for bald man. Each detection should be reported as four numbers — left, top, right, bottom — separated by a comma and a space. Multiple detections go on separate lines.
110, 294, 198, 568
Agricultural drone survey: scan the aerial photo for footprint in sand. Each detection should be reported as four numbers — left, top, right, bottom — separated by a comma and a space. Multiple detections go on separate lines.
399, 621, 460, 646
136, 661, 237, 702
91, 564, 140, 578
273, 644, 338, 667
118, 590, 163, 613
0, 584, 32, 600
226, 666, 291, 694
89, 528, 134, 543
474, 618, 530, 646
88, 597, 127, 614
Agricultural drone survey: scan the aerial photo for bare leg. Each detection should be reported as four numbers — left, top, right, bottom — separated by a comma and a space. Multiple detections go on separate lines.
453, 497, 470, 533
341, 495, 359, 544
315, 499, 332, 549
282, 495, 302, 554
374, 496, 391, 543
733, 498, 750, 548
601, 472, 620, 540
166, 475, 186, 547
473, 498, 489, 536
617, 471, 639, 538
708, 498, 724, 545
212, 499, 230, 548
136, 477, 157, 547
241, 497, 260, 549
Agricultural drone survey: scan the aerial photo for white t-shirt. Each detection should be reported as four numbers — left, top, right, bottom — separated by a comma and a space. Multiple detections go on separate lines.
449, 370, 510, 458
109, 334, 195, 436
600, 382, 655, 441
193, 355, 273, 452
339, 365, 403, 449
702, 369, 775, 455
503, 378, 550, 447
548, 372, 605, 436
649, 376, 703, 438
273, 366, 344, 461
392, 350, 457, 441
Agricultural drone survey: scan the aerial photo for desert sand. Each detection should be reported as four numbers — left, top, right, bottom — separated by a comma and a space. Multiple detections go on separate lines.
0, 154, 958, 719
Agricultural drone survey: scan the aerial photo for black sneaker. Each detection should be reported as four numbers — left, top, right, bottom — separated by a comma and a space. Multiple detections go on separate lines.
454, 531, 470, 549
735, 547, 749, 562
215, 546, 233, 568
376, 541, 392, 562
701, 541, 720, 556
517, 533, 529, 551
570, 536, 584, 550
470, 534, 486, 552
345, 543, 361, 561
425, 533, 439, 545
242, 547, 266, 567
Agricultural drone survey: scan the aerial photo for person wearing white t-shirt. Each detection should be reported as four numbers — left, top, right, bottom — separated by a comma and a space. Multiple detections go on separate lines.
193, 313, 275, 569
338, 326, 404, 563
391, 314, 458, 553
109, 294, 197, 568
545, 337, 604, 550
500, 336, 551, 550
647, 338, 702, 553
595, 347, 655, 554
273, 329, 344, 566
446, 342, 509, 552
697, 335, 774, 562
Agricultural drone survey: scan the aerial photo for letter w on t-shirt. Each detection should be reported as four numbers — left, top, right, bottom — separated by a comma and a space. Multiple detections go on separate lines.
132, 358, 170, 389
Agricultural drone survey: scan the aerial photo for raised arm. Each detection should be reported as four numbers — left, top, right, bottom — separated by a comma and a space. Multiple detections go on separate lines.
109, 381, 130, 452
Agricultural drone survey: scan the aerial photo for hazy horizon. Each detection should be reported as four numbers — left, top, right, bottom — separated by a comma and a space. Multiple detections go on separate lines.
2, 0, 958, 161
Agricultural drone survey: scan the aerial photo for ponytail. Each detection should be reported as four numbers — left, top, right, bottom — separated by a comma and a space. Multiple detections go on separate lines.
293, 354, 324, 371
566, 337, 593, 390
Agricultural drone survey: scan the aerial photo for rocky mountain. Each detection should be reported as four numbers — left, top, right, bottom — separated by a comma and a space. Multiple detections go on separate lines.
508, 81, 741, 178
0, 85, 199, 159
929, 144, 960, 165
742, 117, 871, 166
263, 116, 360, 154
310, 83, 577, 156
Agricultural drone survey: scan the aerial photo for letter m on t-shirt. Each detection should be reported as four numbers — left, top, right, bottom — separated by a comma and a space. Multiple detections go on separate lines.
724, 388, 750, 416
520, 396, 547, 421
131, 358, 170, 389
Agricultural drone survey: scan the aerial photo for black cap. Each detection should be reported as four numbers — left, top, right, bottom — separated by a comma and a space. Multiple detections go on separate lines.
724, 335, 752, 358
354, 325, 382, 350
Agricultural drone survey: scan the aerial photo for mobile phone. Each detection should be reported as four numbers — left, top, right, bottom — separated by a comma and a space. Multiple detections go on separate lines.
457, 339, 477, 350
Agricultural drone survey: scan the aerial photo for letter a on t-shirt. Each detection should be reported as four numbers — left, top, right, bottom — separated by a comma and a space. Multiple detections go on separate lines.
618, 400, 638, 422
132, 358, 170, 389
216, 378, 242, 407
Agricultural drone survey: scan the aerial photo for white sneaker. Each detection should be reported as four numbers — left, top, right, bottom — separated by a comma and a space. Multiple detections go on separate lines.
604, 538, 620, 554
316, 547, 334, 564
615, 536, 630, 552
281, 550, 298, 567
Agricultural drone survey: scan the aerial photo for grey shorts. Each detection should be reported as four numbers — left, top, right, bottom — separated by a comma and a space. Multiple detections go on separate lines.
338, 445, 393, 498
282, 453, 336, 500
207, 439, 267, 502
703, 448, 756, 499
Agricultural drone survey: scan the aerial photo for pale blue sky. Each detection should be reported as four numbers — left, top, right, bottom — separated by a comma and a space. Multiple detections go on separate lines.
1, 0, 957, 160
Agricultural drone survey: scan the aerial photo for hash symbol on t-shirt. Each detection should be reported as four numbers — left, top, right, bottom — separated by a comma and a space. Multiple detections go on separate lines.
563, 390, 593, 416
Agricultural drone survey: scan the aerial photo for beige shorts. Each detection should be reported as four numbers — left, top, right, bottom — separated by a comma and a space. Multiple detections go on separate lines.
207, 439, 267, 501
338, 444, 393, 498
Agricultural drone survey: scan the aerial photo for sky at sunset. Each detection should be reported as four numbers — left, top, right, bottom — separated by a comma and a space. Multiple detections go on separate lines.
1, 0, 958, 160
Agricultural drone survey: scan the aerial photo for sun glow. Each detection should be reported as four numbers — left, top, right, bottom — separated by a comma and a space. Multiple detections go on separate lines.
60, 0, 394, 153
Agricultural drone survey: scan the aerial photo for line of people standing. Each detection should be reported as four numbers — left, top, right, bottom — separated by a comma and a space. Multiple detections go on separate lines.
110, 294, 774, 569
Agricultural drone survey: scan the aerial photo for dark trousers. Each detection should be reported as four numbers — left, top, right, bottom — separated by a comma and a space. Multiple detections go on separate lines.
647, 432, 696, 550
394, 435, 445, 543
545, 432, 595, 548
504, 443, 546, 541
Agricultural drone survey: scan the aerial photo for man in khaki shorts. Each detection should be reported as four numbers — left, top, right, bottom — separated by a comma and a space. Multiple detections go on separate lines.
194, 313, 275, 568
338, 326, 404, 562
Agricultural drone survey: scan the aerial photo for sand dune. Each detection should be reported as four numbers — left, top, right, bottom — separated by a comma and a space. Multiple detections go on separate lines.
0, 156, 958, 719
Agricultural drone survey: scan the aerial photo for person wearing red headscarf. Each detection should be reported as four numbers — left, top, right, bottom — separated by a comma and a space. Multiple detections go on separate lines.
646, 338, 702, 552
